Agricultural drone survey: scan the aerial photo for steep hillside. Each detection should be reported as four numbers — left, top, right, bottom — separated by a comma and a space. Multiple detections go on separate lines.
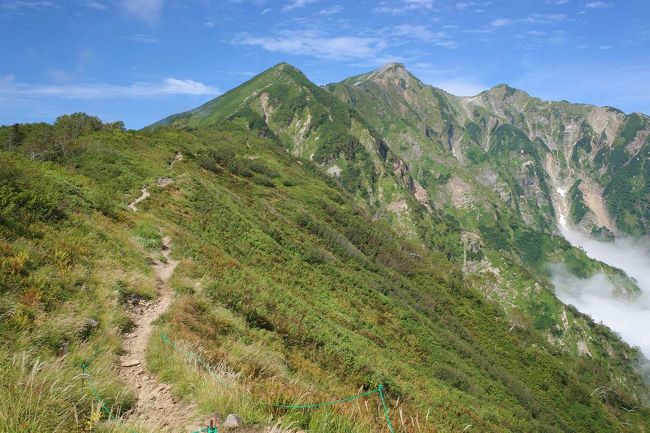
2, 114, 649, 433
154, 63, 646, 361
155, 63, 434, 240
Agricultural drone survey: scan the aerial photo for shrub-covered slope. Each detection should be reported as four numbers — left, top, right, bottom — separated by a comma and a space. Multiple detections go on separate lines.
1, 114, 649, 432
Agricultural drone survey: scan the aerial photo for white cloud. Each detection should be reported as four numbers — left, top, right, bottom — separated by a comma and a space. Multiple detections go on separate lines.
373, 0, 434, 14
161, 78, 217, 95
232, 31, 388, 61
120, 0, 163, 23
0, 77, 219, 99
84, 1, 107, 10
45, 69, 74, 83
403, 0, 433, 8
431, 79, 486, 96
491, 13, 566, 27
282, 0, 317, 11
585, 1, 612, 8
125, 33, 159, 43
552, 264, 650, 361
455, 1, 474, 10
0, 1, 59, 11
553, 225, 650, 359
491, 18, 511, 27
318, 5, 343, 15
394, 25, 457, 48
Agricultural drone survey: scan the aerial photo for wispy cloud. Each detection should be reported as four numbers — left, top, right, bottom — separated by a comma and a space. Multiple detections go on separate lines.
282, 0, 317, 11
0, 76, 219, 99
455, 1, 474, 10
491, 13, 566, 27
0, 1, 59, 11
125, 33, 159, 43
409, 63, 486, 96
512, 59, 650, 113
585, 1, 612, 8
83, 1, 107, 10
232, 30, 389, 61
432, 79, 486, 96
318, 5, 343, 15
394, 25, 457, 48
120, 0, 163, 23
373, 0, 433, 14
514, 29, 566, 47
491, 18, 511, 27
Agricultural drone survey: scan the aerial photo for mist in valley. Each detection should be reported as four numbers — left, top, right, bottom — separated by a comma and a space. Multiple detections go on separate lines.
552, 224, 650, 362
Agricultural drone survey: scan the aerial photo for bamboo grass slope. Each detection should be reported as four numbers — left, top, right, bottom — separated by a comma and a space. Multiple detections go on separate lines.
0, 73, 649, 433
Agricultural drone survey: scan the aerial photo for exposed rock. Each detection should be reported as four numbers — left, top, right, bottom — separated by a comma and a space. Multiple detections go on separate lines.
387, 198, 408, 214
259, 92, 273, 121
222, 413, 242, 429
412, 180, 430, 209
326, 164, 342, 177
155, 177, 174, 188
577, 340, 592, 357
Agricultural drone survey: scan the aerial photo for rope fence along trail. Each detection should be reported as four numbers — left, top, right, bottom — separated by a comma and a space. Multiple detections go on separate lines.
80, 357, 139, 433
160, 334, 396, 433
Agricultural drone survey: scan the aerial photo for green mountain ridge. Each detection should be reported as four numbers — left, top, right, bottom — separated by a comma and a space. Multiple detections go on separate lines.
0, 62, 649, 433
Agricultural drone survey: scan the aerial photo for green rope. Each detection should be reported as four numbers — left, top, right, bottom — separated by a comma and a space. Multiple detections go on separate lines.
272, 387, 380, 410
81, 364, 122, 423
378, 384, 396, 433
160, 334, 397, 433
81, 356, 139, 432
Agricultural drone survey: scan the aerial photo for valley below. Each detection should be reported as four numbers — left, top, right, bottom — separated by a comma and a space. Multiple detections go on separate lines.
554, 219, 650, 362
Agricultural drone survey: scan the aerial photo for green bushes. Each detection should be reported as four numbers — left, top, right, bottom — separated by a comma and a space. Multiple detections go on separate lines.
134, 222, 162, 251
569, 180, 588, 223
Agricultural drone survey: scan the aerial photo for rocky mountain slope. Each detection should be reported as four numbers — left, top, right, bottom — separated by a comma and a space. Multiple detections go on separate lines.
1, 64, 649, 433
328, 63, 649, 237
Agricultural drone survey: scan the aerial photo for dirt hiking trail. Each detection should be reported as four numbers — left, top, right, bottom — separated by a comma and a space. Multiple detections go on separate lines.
118, 234, 198, 432
128, 187, 151, 212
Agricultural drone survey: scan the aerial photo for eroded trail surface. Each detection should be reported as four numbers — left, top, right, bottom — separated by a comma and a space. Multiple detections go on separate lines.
128, 187, 151, 212
118, 235, 197, 432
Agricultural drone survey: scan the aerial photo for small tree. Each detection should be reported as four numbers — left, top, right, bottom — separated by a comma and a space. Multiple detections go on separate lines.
53, 113, 103, 157
7, 124, 24, 150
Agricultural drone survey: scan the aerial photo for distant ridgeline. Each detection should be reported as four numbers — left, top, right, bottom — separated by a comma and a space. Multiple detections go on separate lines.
0, 63, 649, 433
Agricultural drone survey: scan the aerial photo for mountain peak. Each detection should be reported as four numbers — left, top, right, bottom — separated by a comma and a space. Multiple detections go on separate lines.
375, 62, 409, 77
484, 83, 529, 99
270, 62, 300, 72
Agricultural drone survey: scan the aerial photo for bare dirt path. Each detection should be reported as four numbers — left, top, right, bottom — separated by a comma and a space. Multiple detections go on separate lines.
118, 235, 198, 432
128, 187, 151, 212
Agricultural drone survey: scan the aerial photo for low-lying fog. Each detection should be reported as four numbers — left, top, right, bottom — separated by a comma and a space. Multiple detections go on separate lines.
553, 223, 650, 360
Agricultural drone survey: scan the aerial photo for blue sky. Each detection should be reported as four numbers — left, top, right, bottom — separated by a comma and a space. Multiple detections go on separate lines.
1, 0, 649, 129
